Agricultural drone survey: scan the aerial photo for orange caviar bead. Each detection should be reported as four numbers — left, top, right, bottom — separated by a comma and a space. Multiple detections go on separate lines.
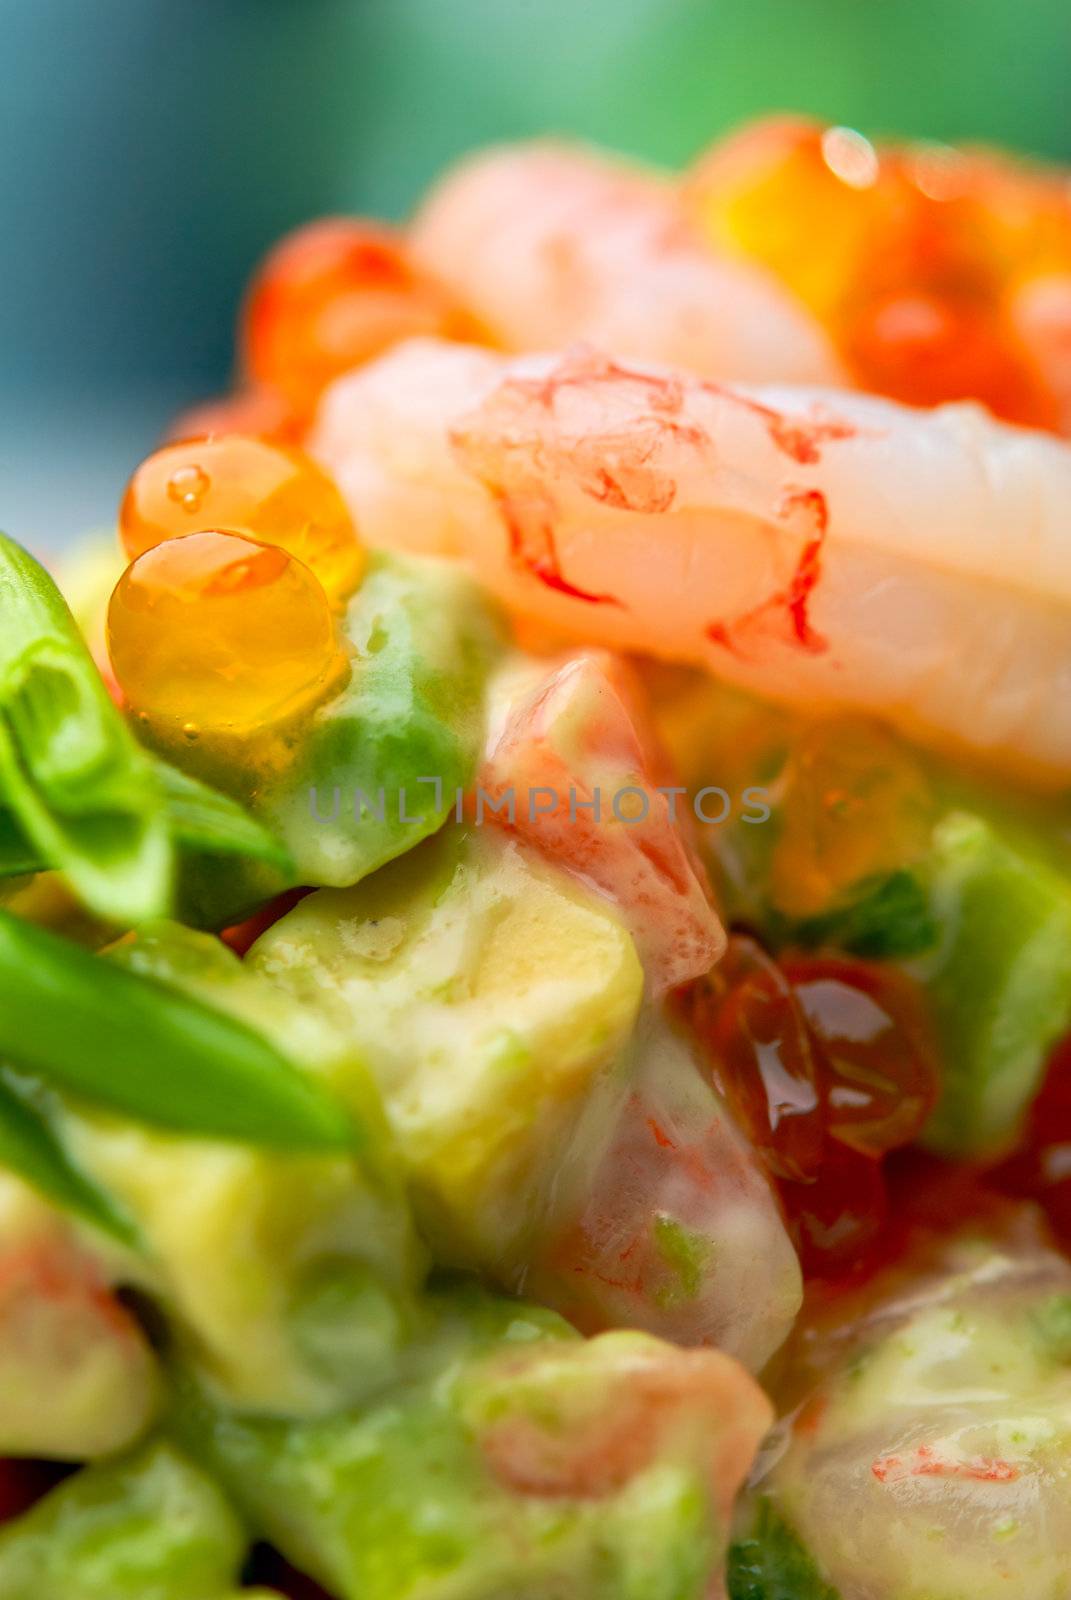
687, 117, 1068, 429
242, 217, 483, 424
767, 717, 935, 921
119, 434, 365, 602
687, 117, 884, 324
107, 531, 346, 740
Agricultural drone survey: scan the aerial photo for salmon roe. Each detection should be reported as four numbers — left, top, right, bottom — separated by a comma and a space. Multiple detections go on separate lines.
242, 217, 483, 425
107, 531, 346, 741
768, 717, 935, 921
686, 937, 939, 1278
687, 117, 1071, 429
119, 434, 365, 603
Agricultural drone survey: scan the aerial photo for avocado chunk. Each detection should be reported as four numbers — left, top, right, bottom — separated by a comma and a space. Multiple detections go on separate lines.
34, 923, 423, 1416
911, 811, 1071, 1155
159, 552, 504, 897
250, 827, 644, 1266
0, 1441, 246, 1600
172, 1282, 770, 1600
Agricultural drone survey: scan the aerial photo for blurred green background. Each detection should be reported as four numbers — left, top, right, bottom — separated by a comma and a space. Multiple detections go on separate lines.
3, 0, 1070, 548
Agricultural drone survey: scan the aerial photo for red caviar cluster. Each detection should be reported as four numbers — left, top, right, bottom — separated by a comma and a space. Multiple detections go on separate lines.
175, 218, 486, 443
686, 938, 939, 1278
688, 116, 1071, 431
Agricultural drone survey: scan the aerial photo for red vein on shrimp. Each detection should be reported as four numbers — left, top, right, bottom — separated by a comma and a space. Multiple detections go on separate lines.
872, 1444, 1020, 1484
496, 489, 625, 605
708, 485, 830, 655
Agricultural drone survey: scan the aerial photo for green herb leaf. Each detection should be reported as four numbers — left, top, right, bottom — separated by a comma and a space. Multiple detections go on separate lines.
154, 760, 293, 871
0, 808, 42, 878
0, 754, 292, 898
0, 533, 172, 922
0, 909, 355, 1152
0, 1068, 138, 1244
728, 1499, 840, 1600
787, 869, 938, 959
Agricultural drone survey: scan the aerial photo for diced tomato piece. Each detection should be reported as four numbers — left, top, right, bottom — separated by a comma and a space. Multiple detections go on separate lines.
221, 888, 312, 958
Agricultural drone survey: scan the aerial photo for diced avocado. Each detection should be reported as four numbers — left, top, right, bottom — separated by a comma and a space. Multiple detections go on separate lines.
728, 1499, 840, 1600
31, 923, 423, 1416
912, 812, 1071, 1156
170, 1285, 729, 1600
250, 827, 644, 1265
164, 553, 504, 892
0, 1441, 246, 1600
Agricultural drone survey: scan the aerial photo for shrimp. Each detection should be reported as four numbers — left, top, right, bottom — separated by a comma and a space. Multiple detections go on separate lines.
523, 1010, 803, 1372
313, 338, 1071, 786
411, 141, 843, 387
749, 1199, 1071, 1600
0, 1174, 158, 1459
470, 1330, 773, 1600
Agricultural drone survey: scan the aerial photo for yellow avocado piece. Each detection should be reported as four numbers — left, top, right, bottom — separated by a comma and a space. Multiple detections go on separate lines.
251, 829, 644, 1264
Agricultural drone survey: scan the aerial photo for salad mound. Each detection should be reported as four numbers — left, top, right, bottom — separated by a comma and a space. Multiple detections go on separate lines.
1, 116, 1070, 1600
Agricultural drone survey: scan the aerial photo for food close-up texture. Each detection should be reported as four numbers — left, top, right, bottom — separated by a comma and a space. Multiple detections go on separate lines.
1, 3, 1071, 1597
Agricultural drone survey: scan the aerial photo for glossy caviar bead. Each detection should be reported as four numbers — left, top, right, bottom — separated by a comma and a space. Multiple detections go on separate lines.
768, 717, 935, 920
779, 1137, 888, 1279
694, 935, 825, 1183
119, 434, 365, 602
687, 116, 1069, 428
783, 954, 939, 1158
107, 531, 346, 740
687, 118, 882, 325
242, 217, 482, 424
686, 936, 939, 1277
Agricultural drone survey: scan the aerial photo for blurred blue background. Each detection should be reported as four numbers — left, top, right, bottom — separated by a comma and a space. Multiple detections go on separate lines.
3, 0, 1070, 550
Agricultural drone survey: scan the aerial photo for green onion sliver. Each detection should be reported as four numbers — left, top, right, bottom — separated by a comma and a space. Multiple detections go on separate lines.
0, 910, 354, 1153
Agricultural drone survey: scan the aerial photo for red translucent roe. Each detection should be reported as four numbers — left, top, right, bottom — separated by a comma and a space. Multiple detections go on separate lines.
687, 116, 1071, 429
119, 435, 365, 604
242, 217, 485, 426
692, 938, 825, 1183
994, 1033, 1071, 1249
686, 937, 939, 1278
107, 531, 346, 742
784, 954, 938, 1159
779, 1138, 889, 1280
